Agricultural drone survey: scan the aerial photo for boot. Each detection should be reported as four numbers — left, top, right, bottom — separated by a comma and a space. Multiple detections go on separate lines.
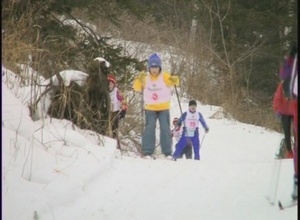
285, 149, 294, 159
275, 138, 286, 159
291, 175, 298, 200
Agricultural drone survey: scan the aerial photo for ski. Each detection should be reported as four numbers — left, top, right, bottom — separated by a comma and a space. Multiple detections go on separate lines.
141, 155, 156, 160
141, 155, 174, 160
154, 155, 174, 161
278, 200, 297, 210
265, 196, 275, 205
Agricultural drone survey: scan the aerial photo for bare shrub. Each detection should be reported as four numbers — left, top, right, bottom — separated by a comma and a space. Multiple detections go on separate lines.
46, 60, 112, 136
3, 0, 281, 159
2, 3, 37, 73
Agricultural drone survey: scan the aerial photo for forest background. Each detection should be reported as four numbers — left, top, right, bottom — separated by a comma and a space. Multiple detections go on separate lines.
2, 0, 298, 140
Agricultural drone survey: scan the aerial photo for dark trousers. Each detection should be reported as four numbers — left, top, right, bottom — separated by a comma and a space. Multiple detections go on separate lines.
110, 111, 120, 149
173, 130, 201, 160
281, 115, 293, 151
179, 143, 192, 159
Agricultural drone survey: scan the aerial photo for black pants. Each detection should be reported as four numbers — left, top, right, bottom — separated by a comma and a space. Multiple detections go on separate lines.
281, 115, 293, 151
110, 111, 120, 149
179, 143, 192, 159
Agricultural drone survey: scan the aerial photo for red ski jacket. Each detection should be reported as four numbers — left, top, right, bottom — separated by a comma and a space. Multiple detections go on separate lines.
272, 82, 295, 116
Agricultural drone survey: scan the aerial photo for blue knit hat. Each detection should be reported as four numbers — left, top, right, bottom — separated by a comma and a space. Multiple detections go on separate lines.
148, 53, 162, 69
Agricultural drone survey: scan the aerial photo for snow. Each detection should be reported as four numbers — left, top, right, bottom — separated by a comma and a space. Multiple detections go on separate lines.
94, 57, 111, 68
51, 70, 89, 87
2, 69, 297, 220
62, 18, 97, 38
2, 67, 92, 121
16, 64, 46, 84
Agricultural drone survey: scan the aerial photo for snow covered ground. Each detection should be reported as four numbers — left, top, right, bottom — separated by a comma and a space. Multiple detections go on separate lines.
2, 68, 297, 220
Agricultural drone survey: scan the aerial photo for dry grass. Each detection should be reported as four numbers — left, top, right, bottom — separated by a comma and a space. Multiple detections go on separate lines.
186, 77, 280, 132
100, 8, 282, 133
3, 2, 281, 157
2, 11, 35, 72
3, 6, 115, 139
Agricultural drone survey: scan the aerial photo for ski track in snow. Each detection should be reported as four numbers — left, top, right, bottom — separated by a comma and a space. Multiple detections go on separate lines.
2, 67, 297, 220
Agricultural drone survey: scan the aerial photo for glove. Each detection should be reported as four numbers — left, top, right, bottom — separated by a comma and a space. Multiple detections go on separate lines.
171, 130, 174, 137
169, 75, 179, 83
175, 126, 180, 131
137, 71, 147, 81
275, 112, 281, 119
205, 128, 209, 133
119, 110, 126, 119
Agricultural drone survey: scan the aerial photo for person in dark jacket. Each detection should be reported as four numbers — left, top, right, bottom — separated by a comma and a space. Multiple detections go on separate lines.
108, 74, 127, 149
278, 44, 298, 200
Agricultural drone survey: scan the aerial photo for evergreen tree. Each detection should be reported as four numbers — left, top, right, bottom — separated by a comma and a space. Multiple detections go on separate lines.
2, 0, 143, 135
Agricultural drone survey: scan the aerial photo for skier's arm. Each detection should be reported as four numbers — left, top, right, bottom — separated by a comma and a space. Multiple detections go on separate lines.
133, 71, 147, 92
177, 112, 187, 127
198, 112, 209, 131
163, 72, 179, 87
116, 89, 127, 119
116, 89, 124, 102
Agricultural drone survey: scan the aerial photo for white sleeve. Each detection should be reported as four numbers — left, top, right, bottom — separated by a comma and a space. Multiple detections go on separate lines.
290, 54, 298, 97
293, 74, 298, 97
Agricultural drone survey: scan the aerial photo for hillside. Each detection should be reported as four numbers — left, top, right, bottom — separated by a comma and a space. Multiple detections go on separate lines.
2, 66, 297, 220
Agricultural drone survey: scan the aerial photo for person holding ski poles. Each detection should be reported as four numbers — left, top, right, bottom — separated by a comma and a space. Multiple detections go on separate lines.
171, 117, 192, 159
132, 53, 179, 159
172, 100, 209, 160
279, 44, 298, 200
272, 81, 295, 159
289, 52, 298, 201
108, 74, 127, 149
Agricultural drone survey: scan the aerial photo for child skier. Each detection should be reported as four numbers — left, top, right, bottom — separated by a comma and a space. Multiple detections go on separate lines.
108, 74, 127, 149
172, 100, 209, 160
171, 117, 192, 159
132, 53, 179, 159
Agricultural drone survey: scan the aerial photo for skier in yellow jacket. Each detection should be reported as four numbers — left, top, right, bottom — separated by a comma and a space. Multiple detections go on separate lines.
133, 53, 179, 159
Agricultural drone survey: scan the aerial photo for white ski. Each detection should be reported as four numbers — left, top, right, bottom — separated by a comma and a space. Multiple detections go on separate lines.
278, 200, 297, 210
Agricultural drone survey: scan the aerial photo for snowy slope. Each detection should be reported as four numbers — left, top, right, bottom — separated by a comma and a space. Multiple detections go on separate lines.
2, 72, 297, 220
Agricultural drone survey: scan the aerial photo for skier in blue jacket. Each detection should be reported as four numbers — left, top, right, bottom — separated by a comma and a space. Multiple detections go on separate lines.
172, 100, 209, 160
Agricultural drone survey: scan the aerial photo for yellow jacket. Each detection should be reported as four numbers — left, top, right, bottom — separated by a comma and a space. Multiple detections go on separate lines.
133, 71, 180, 111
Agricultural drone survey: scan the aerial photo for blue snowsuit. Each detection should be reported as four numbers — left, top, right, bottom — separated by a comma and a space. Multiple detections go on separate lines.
172, 111, 209, 160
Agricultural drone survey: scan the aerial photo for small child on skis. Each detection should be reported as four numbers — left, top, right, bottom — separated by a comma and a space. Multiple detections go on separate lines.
171, 117, 192, 159
108, 74, 127, 149
172, 100, 209, 160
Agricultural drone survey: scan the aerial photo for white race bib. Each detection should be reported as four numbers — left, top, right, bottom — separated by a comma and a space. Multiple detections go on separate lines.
185, 128, 195, 137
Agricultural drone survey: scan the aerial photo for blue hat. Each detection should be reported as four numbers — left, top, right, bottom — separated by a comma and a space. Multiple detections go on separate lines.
148, 53, 162, 68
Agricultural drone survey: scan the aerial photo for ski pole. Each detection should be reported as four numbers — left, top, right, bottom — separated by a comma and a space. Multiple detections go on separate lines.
199, 133, 206, 149
172, 74, 187, 129
174, 85, 183, 116
289, 53, 297, 97
170, 68, 183, 116
266, 159, 282, 205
